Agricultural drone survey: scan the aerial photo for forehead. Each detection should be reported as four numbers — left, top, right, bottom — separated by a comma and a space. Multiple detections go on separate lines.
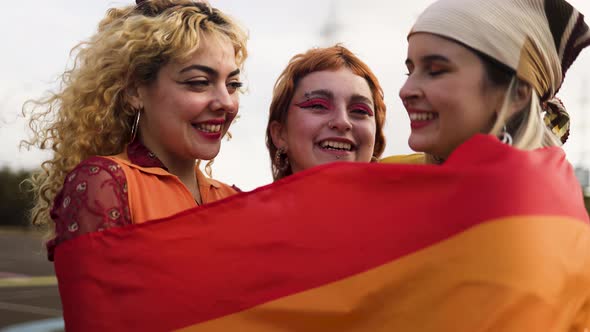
169, 34, 238, 72
294, 68, 372, 99
407, 33, 478, 63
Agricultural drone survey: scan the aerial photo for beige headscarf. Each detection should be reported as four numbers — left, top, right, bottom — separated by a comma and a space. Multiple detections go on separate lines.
410, 0, 590, 143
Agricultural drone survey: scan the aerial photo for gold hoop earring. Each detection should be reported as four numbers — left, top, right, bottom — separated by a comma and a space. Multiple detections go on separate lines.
130, 109, 142, 143
274, 147, 289, 171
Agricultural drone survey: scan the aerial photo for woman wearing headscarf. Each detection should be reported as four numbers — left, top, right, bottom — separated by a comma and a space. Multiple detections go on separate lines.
384, 0, 590, 164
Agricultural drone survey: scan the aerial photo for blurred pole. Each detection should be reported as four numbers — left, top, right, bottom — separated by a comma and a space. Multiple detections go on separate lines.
575, 78, 590, 196
319, 0, 342, 46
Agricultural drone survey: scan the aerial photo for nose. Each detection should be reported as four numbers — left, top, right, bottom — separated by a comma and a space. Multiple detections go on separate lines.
211, 84, 238, 114
328, 106, 352, 132
399, 75, 421, 107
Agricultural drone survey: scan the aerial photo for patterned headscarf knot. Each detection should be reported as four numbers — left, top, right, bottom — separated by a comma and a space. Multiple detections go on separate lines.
543, 97, 570, 143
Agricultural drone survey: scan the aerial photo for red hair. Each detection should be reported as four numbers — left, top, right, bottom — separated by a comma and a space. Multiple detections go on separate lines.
266, 45, 387, 180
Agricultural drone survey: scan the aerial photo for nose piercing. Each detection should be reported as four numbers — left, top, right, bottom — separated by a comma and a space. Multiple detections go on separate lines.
328, 120, 334, 127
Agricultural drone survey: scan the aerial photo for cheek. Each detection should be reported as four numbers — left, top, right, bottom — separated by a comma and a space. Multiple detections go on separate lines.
285, 111, 319, 142
482, 86, 505, 116
427, 86, 472, 128
175, 98, 215, 123
454, 87, 493, 122
232, 94, 240, 107
425, 76, 467, 106
426, 84, 455, 111
357, 120, 377, 145
225, 94, 240, 117
226, 110, 238, 126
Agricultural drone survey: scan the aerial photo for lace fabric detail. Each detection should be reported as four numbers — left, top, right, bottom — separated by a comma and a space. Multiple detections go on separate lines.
127, 137, 167, 169
47, 156, 131, 260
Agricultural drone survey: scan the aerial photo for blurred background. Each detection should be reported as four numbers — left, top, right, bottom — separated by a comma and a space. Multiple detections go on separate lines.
1, 0, 589, 330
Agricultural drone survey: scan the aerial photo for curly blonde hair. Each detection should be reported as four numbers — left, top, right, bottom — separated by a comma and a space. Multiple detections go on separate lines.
23, 0, 248, 230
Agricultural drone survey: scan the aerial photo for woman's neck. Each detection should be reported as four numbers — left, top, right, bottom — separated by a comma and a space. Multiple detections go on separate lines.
139, 137, 202, 203
165, 160, 202, 205
426, 154, 445, 165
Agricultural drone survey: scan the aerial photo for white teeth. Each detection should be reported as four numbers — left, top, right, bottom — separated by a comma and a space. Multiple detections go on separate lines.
409, 112, 436, 121
195, 124, 222, 133
320, 140, 352, 151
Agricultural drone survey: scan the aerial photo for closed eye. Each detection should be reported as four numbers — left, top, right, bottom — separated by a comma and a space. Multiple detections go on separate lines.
404, 60, 414, 77
428, 69, 447, 76
295, 98, 331, 110
350, 103, 374, 117
184, 80, 209, 87
427, 63, 448, 77
227, 81, 243, 93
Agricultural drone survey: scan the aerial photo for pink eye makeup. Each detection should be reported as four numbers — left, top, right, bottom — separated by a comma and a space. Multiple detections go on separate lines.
350, 103, 374, 116
295, 98, 332, 110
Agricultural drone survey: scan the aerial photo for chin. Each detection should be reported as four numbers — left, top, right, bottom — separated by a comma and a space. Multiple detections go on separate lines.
408, 137, 429, 153
199, 154, 220, 161
194, 148, 221, 161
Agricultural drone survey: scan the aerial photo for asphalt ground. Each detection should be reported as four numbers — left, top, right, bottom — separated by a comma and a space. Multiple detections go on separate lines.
0, 229, 63, 331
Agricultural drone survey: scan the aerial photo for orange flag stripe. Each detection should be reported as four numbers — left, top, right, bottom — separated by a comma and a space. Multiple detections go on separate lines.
179, 216, 590, 332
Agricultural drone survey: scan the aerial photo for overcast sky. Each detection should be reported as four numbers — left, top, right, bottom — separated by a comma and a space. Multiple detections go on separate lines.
1, 0, 589, 190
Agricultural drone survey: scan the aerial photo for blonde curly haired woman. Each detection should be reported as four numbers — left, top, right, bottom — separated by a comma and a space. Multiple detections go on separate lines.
24, 0, 248, 260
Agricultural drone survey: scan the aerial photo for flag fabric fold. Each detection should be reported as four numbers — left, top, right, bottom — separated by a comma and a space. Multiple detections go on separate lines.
54, 135, 590, 331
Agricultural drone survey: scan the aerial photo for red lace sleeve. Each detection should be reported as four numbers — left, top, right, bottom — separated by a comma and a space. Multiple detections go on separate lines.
47, 156, 131, 260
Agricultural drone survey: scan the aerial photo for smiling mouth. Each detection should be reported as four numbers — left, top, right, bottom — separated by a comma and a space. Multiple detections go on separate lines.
409, 112, 438, 121
193, 123, 223, 133
319, 140, 354, 152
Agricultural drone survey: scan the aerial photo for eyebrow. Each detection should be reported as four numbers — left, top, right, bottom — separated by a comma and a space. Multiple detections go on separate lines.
405, 54, 451, 66
303, 89, 333, 100
350, 94, 373, 106
179, 64, 240, 78
303, 89, 373, 106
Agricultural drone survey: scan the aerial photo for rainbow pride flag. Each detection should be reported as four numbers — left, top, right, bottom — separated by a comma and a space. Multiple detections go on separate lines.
54, 135, 590, 331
